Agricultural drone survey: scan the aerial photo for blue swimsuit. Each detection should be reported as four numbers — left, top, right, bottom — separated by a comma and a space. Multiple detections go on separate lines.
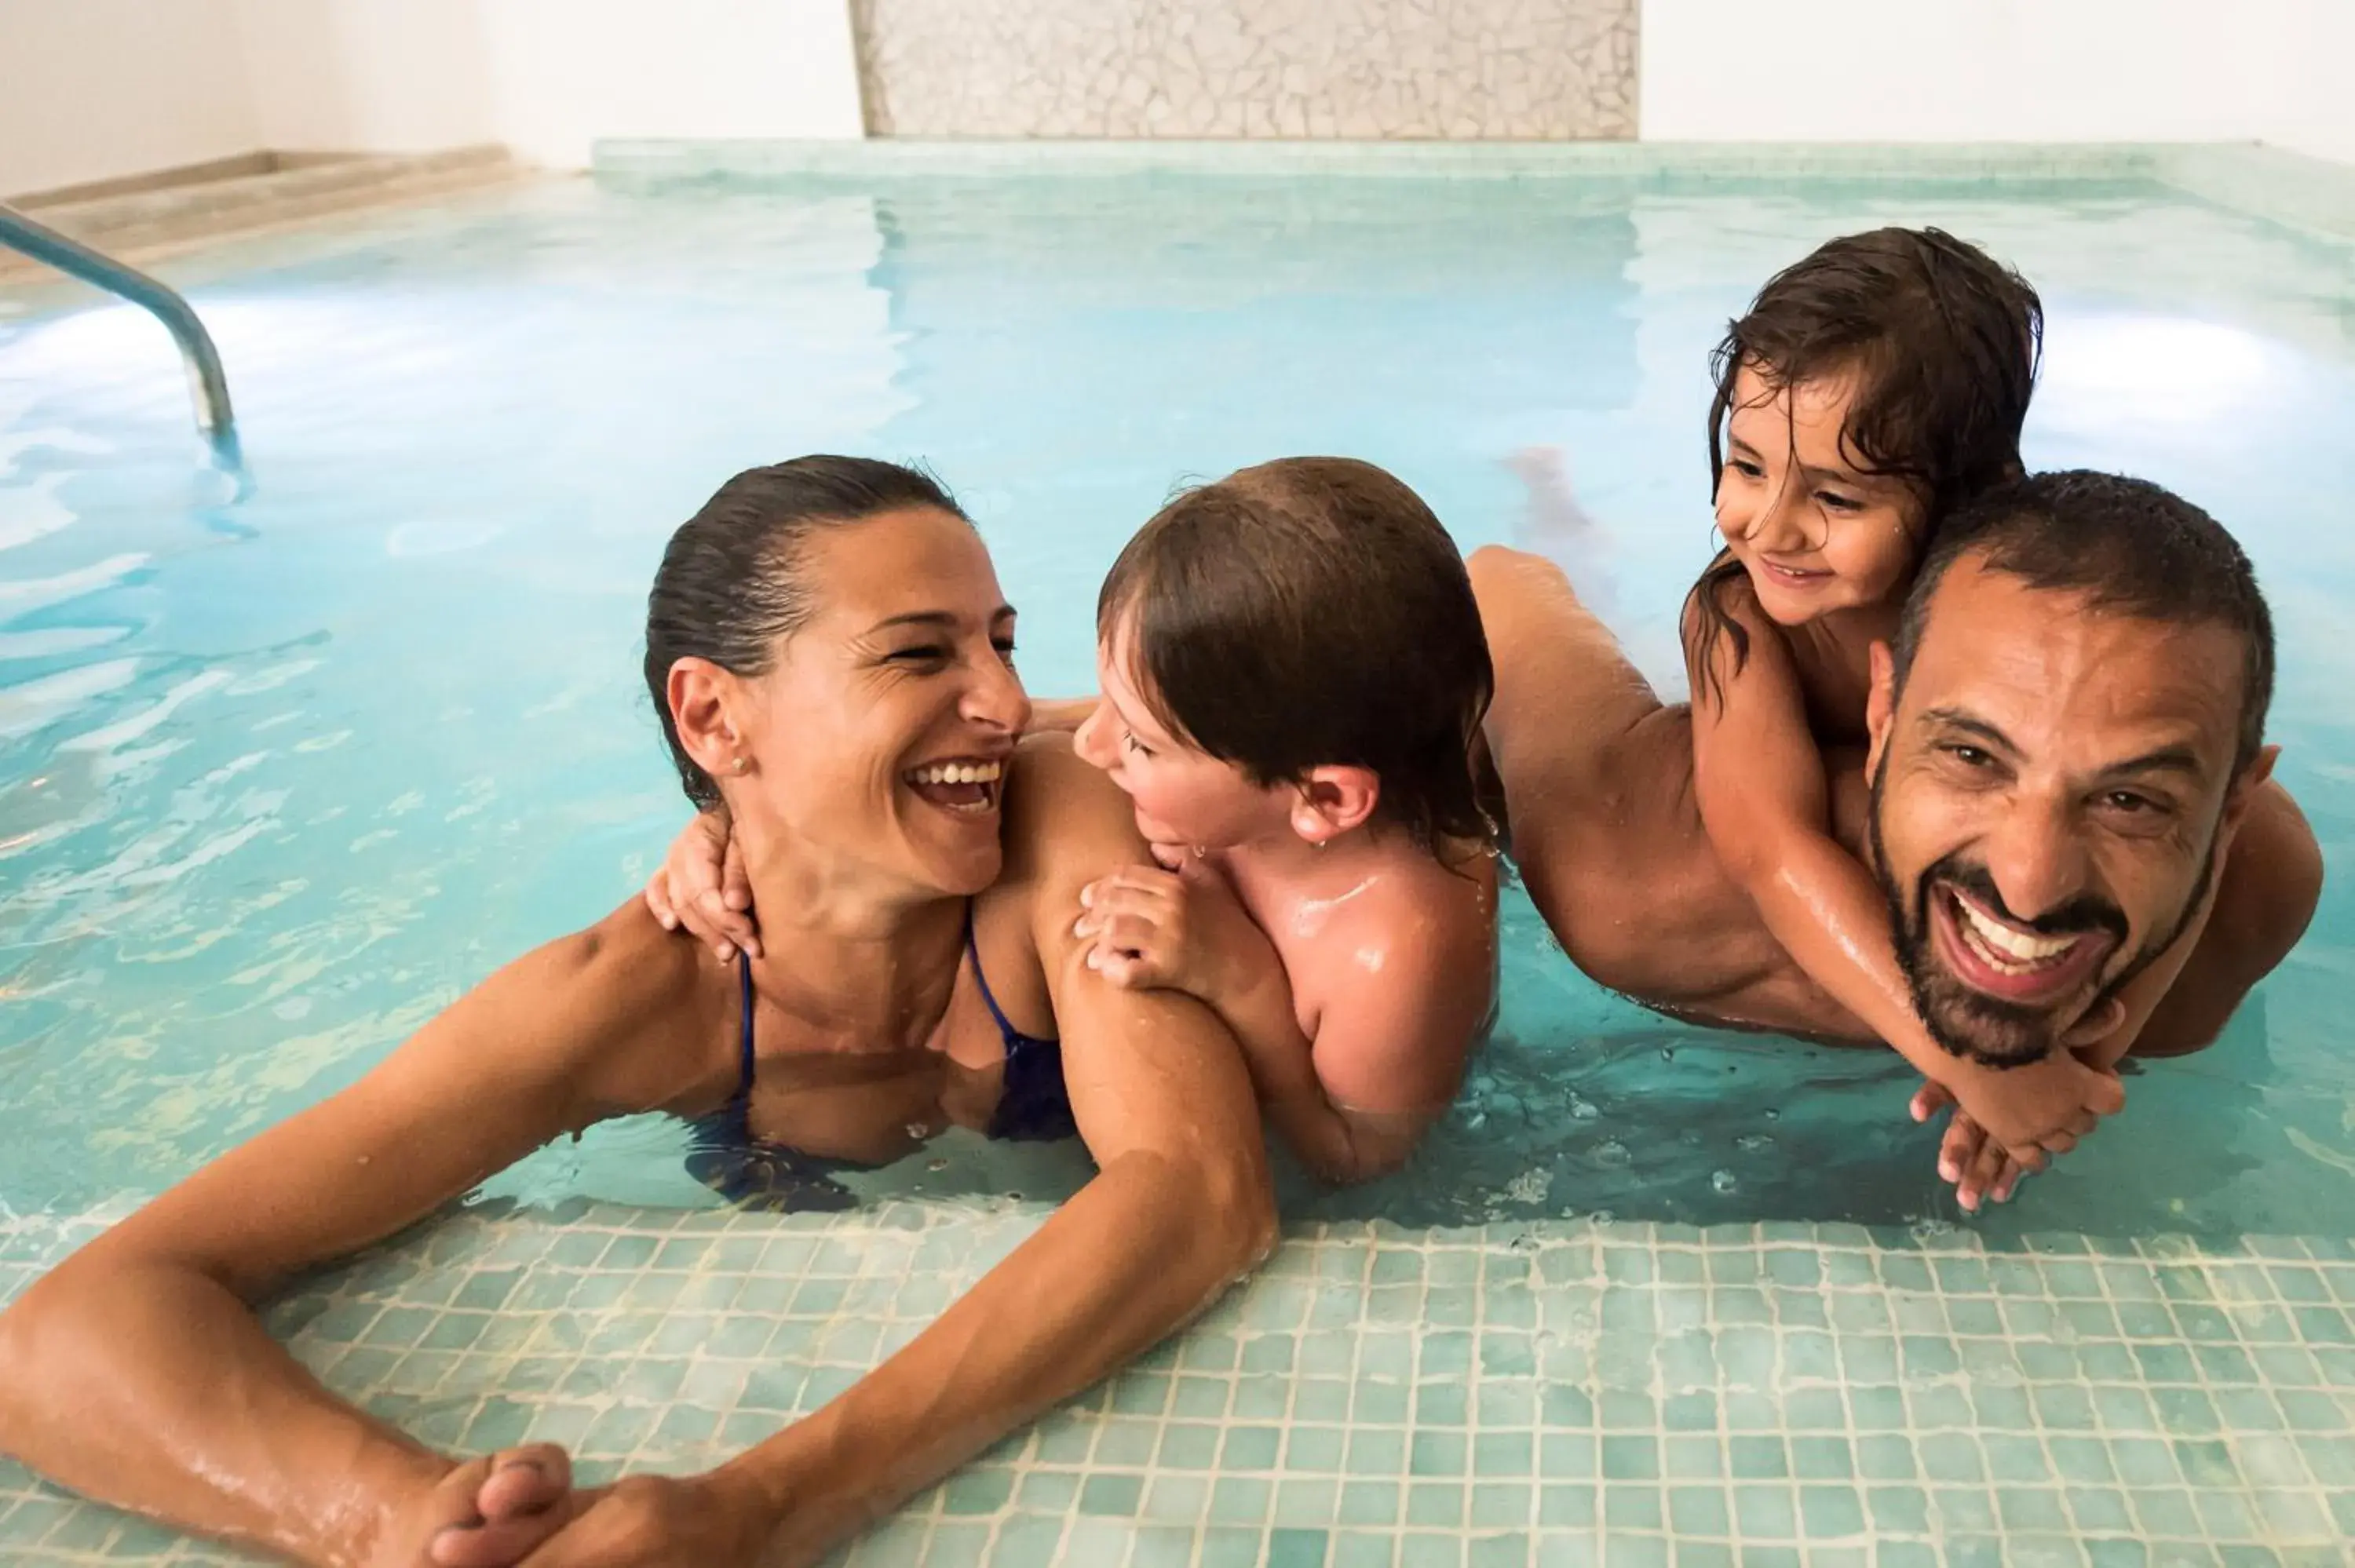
685, 902, 1076, 1209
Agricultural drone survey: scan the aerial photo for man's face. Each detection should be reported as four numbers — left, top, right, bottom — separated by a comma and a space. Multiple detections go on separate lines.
1865, 556, 2264, 1068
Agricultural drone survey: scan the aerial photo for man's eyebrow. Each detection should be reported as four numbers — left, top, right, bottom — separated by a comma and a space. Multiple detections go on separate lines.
1918, 709, 2019, 753
2101, 744, 2207, 781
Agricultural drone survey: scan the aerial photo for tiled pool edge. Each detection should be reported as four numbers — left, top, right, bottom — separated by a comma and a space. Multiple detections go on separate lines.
3, 1201, 2350, 1565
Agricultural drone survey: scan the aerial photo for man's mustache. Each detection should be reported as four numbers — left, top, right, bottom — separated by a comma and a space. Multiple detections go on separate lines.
1923, 857, 2128, 948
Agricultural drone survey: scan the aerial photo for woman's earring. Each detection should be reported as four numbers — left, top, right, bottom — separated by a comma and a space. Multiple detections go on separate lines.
732, 755, 750, 775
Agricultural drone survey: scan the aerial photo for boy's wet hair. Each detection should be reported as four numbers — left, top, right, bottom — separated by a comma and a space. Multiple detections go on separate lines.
1685, 227, 2043, 698
1097, 457, 1495, 855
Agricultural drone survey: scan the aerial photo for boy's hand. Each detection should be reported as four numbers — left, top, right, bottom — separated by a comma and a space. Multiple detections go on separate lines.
644, 809, 760, 961
1074, 855, 1266, 1003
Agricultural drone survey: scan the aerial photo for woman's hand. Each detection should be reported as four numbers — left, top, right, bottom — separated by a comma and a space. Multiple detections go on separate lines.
508, 1470, 780, 1568
644, 809, 760, 961
362, 1444, 576, 1568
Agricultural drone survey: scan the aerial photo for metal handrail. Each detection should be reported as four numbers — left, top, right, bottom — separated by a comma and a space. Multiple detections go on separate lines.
0, 201, 242, 469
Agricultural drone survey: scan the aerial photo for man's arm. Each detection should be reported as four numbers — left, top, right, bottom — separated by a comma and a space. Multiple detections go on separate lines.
0, 909, 684, 1566
714, 738, 1278, 1566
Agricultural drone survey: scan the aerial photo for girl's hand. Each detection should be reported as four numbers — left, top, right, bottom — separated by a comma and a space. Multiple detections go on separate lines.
1073, 859, 1260, 1001
1936, 1052, 2123, 1170
1908, 1082, 2031, 1212
644, 810, 759, 961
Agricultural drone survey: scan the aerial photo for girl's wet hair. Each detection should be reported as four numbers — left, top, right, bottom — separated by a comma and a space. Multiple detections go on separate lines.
1685, 227, 2043, 697
1097, 457, 1495, 855
645, 455, 968, 807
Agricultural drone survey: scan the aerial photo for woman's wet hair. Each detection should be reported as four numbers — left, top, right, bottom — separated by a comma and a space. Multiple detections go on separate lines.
645, 455, 967, 807
1097, 457, 1495, 855
1685, 227, 2044, 695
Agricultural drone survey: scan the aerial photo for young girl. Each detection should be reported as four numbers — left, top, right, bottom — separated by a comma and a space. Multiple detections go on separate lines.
1679, 228, 2181, 1194
652, 457, 1499, 1183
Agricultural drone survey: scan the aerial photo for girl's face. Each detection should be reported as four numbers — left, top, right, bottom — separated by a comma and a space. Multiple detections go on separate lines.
1073, 617, 1294, 854
1715, 359, 1926, 626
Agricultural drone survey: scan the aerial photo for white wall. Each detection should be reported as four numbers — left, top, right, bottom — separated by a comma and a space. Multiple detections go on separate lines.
2, 0, 864, 196
0, 0, 261, 195
236, 0, 865, 169
1639, 0, 2346, 152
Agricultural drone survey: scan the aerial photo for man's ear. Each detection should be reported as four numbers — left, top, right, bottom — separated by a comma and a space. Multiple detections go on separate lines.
1865, 640, 1897, 779
2222, 743, 2280, 833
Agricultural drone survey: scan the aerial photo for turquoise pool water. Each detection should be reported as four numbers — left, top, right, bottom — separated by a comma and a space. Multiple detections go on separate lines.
0, 163, 2350, 1253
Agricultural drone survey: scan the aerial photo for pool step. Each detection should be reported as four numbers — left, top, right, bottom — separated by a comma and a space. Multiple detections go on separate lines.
0, 146, 531, 282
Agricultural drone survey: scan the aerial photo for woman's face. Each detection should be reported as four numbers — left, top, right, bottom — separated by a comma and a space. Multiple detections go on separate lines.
733, 506, 1029, 899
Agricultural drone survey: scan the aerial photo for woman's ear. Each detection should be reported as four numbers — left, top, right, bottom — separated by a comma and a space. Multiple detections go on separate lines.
1290, 766, 1381, 844
667, 657, 747, 782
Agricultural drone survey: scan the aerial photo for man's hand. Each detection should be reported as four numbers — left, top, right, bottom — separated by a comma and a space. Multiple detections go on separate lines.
644, 810, 759, 961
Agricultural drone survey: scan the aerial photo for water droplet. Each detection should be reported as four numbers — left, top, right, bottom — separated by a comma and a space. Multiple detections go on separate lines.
927, 1158, 949, 1172
1659, 1045, 1675, 1061
1711, 1169, 1738, 1193
1006, 1191, 1023, 1202
904, 1122, 929, 1140
1595, 1140, 1630, 1167
1736, 1133, 1773, 1152
1763, 1108, 1781, 1121
1568, 1096, 1599, 1121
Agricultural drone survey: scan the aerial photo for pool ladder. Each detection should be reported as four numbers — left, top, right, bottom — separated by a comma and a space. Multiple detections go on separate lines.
0, 201, 243, 469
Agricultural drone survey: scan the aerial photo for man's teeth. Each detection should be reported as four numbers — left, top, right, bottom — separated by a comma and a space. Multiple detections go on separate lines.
1953, 895, 2078, 971
905, 760, 1003, 786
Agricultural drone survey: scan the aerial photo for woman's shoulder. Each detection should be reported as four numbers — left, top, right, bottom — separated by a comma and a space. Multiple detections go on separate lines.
480, 898, 722, 1103
995, 732, 1148, 888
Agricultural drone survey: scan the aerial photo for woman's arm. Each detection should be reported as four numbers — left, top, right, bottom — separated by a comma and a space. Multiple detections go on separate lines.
0, 909, 685, 1567
1685, 593, 2120, 1161
709, 739, 1278, 1566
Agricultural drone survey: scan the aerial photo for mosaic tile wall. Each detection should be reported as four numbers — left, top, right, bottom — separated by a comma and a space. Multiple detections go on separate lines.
5, 1200, 2353, 1565
848, 0, 1638, 140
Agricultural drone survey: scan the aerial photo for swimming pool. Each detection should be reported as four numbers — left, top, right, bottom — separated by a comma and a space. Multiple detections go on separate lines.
2, 144, 2351, 1563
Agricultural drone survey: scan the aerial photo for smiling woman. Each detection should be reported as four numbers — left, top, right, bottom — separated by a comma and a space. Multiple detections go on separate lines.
0, 456, 1275, 1567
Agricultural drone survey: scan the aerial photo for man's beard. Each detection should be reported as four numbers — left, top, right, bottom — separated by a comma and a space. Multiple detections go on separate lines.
1867, 756, 2218, 1069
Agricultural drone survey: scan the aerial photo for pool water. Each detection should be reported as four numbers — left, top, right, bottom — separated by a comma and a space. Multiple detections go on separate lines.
2, 151, 2353, 1564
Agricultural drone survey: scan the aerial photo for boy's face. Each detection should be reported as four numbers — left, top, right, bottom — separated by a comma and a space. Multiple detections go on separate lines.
1074, 619, 1297, 854
1714, 359, 1926, 626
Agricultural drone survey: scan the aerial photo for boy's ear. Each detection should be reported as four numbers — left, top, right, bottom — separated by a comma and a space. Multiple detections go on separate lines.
1291, 766, 1381, 844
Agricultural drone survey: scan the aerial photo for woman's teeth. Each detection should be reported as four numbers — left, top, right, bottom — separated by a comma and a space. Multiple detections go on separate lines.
1952, 892, 2078, 972
905, 760, 1002, 787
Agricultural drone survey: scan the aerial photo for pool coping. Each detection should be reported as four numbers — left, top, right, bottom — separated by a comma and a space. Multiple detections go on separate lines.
586, 140, 2355, 246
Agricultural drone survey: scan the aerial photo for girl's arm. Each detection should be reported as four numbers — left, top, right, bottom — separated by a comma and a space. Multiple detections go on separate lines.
1685, 589, 2121, 1161
0, 906, 685, 1566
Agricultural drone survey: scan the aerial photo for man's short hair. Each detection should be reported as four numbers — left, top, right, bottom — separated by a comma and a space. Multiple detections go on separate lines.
1890, 470, 2274, 771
